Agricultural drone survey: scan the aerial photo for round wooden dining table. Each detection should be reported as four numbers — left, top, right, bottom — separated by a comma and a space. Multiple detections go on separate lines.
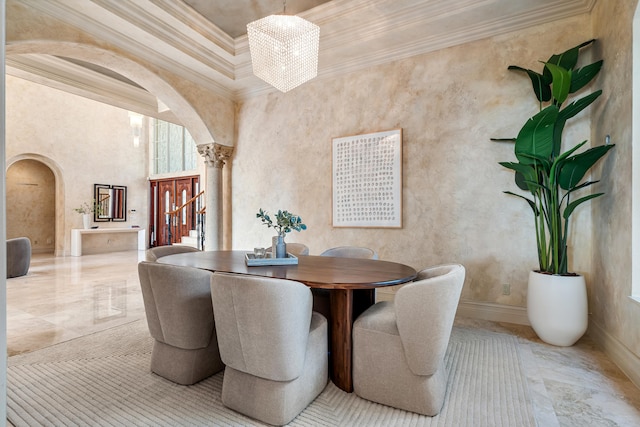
157, 250, 417, 392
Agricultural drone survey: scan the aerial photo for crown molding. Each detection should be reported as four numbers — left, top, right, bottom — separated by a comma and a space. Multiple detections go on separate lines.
14, 0, 598, 103
312, 0, 597, 84
149, 0, 236, 55
91, 0, 236, 77
21, 0, 236, 100
313, 0, 597, 74
234, 0, 596, 98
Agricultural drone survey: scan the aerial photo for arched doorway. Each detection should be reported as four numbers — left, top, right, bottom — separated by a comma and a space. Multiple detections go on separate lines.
6, 159, 56, 253
7, 154, 64, 256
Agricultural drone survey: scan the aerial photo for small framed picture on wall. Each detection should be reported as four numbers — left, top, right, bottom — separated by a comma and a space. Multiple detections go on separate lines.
332, 128, 402, 228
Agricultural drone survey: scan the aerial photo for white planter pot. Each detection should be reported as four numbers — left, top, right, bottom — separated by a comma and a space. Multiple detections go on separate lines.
527, 270, 588, 346
82, 214, 91, 230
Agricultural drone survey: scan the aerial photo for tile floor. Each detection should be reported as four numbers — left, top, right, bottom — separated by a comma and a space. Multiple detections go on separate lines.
6, 250, 640, 426
7, 250, 146, 356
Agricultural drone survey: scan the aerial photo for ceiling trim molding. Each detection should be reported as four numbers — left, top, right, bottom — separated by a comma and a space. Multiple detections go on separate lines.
22, 0, 237, 99
314, 5, 598, 80
232, 0, 596, 89
14, 0, 600, 103
91, 0, 236, 77
150, 0, 236, 55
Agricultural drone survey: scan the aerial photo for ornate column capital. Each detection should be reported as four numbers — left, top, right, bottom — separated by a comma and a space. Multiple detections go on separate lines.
197, 143, 234, 168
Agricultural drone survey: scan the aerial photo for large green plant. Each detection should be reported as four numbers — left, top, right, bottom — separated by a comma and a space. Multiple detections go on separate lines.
496, 39, 614, 275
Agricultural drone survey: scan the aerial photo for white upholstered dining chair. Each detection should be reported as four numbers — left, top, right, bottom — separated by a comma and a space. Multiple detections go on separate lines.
316, 245, 379, 319
352, 263, 465, 415
265, 242, 310, 257
145, 244, 201, 262
137, 261, 224, 385
320, 245, 378, 259
210, 272, 328, 426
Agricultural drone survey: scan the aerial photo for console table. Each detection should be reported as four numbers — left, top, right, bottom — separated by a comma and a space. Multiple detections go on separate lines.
71, 228, 146, 256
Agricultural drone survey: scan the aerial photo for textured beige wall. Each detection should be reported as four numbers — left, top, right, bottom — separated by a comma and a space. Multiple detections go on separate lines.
6, 159, 55, 253
233, 15, 593, 306
5, 75, 149, 255
591, 1, 640, 357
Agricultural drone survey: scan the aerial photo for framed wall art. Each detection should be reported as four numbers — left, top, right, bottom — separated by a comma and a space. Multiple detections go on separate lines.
332, 129, 402, 228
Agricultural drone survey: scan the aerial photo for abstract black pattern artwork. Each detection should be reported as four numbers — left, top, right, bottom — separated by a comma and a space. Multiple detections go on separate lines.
332, 129, 402, 228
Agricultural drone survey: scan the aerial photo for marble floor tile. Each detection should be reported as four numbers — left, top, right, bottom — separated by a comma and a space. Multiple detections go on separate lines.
6, 250, 640, 426
546, 379, 640, 427
7, 250, 146, 356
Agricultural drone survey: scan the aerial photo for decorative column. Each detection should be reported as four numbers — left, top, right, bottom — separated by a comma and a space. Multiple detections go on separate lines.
197, 143, 234, 250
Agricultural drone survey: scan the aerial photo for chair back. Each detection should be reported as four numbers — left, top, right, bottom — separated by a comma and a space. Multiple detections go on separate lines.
266, 242, 309, 256
145, 245, 200, 262
284, 242, 310, 256
394, 264, 465, 376
320, 246, 378, 259
211, 272, 313, 381
138, 261, 214, 349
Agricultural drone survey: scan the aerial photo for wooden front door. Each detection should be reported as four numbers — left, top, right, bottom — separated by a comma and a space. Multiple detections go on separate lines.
149, 176, 199, 247
175, 177, 197, 243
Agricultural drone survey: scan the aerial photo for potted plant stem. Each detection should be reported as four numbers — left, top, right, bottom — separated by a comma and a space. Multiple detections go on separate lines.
495, 39, 614, 346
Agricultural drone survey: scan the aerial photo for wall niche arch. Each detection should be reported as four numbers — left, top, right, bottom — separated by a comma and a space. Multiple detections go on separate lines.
7, 154, 63, 256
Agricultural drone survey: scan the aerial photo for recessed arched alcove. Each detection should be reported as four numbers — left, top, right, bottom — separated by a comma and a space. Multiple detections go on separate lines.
7, 154, 62, 255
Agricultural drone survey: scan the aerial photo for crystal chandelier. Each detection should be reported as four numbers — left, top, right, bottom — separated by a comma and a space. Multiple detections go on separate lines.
247, 1, 320, 93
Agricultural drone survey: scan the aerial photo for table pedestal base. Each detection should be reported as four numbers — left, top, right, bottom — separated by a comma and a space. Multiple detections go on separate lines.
328, 289, 375, 392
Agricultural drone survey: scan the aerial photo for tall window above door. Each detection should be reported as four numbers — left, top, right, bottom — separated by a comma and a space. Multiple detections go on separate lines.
152, 119, 197, 174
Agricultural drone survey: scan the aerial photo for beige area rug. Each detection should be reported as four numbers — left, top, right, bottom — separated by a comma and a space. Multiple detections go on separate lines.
8, 320, 535, 426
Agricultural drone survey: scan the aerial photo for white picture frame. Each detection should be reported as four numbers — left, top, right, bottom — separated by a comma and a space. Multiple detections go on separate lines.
332, 129, 402, 228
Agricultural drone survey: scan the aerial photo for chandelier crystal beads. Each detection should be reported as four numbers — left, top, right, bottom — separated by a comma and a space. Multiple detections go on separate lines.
247, 14, 320, 93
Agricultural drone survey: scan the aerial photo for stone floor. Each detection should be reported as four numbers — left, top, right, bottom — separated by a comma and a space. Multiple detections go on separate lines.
7, 250, 147, 357
6, 250, 640, 426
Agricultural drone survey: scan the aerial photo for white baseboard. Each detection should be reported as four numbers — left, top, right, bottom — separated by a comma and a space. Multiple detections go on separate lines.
588, 320, 640, 389
456, 300, 530, 325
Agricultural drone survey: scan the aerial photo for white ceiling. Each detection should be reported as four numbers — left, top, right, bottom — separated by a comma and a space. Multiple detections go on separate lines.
7, 0, 597, 116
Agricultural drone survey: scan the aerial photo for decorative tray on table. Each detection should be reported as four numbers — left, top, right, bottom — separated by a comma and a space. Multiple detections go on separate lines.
245, 253, 298, 266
